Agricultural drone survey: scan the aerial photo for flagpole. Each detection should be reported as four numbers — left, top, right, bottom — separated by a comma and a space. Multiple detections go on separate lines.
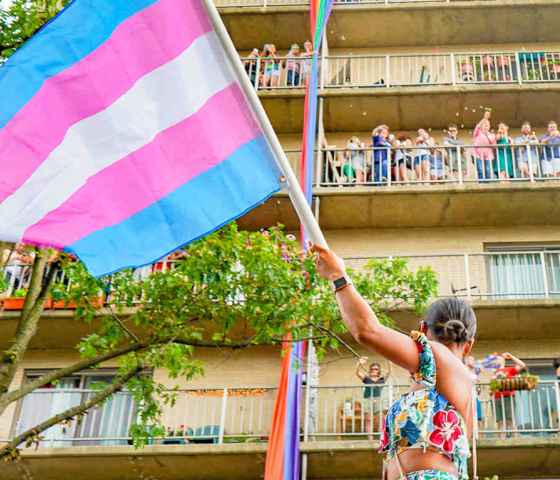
201, 0, 327, 247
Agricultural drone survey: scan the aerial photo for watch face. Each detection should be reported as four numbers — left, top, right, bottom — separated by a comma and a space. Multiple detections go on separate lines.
333, 277, 347, 289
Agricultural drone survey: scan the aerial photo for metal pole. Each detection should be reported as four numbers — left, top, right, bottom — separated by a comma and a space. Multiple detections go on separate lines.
527, 144, 535, 182
464, 254, 472, 300
218, 387, 228, 443
554, 380, 560, 431
540, 251, 549, 298
202, 0, 327, 247
450, 53, 457, 86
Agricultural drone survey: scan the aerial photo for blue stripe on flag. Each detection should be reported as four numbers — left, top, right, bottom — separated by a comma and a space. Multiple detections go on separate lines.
66, 135, 281, 277
0, 0, 158, 129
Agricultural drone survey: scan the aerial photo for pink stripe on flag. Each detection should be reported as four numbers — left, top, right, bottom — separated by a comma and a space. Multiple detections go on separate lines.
0, 0, 211, 203
23, 84, 261, 247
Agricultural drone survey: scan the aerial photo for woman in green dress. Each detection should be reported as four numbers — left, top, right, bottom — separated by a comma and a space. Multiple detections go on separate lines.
495, 122, 515, 179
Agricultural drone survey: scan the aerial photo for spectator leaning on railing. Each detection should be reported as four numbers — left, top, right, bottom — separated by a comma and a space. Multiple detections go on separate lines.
372, 125, 391, 184
473, 110, 496, 181
443, 124, 467, 178
495, 122, 514, 180
394, 134, 412, 182
514, 121, 539, 178
413, 128, 433, 182
539, 120, 560, 178
261, 43, 280, 88
492, 352, 527, 436
244, 48, 260, 87
284, 43, 302, 87
344, 136, 367, 184
301, 40, 313, 83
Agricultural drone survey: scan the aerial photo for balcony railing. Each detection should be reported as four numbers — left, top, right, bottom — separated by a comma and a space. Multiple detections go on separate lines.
217, 0, 507, 7
319, 144, 560, 187
4, 381, 559, 447
3, 251, 560, 302
242, 51, 560, 91
346, 251, 560, 301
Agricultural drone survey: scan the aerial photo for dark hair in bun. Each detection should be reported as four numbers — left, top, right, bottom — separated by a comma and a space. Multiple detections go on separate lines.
424, 298, 476, 345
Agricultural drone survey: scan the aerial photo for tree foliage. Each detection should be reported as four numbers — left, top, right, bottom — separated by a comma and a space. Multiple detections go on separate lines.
0, 224, 438, 458
1, 0, 67, 62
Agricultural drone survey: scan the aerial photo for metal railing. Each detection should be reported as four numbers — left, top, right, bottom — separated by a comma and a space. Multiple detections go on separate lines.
3, 250, 560, 302
345, 250, 560, 301
5, 381, 559, 447
5, 387, 276, 447
318, 143, 560, 187
241, 51, 560, 91
216, 0, 511, 7
308, 381, 560, 439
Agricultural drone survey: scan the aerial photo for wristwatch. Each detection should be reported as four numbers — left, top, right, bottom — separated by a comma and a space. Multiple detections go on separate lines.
332, 275, 352, 292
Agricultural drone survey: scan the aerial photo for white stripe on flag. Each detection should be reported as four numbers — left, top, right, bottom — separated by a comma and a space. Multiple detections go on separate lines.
0, 31, 236, 242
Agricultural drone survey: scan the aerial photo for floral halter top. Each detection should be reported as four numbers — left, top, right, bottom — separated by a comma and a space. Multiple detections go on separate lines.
379, 332, 471, 480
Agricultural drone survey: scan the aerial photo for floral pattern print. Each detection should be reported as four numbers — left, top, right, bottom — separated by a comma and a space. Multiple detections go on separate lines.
429, 410, 463, 454
405, 469, 458, 480
379, 332, 470, 480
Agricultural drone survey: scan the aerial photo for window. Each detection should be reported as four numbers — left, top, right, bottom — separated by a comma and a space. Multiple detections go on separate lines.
14, 370, 137, 447
485, 244, 560, 299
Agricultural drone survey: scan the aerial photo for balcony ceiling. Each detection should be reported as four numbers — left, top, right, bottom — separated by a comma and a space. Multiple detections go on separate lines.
260, 84, 560, 133
221, 0, 560, 51
3, 438, 559, 480
238, 183, 560, 230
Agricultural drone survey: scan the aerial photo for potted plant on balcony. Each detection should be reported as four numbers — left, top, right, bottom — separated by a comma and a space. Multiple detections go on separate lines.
3, 288, 28, 310
162, 425, 189, 445
490, 372, 539, 392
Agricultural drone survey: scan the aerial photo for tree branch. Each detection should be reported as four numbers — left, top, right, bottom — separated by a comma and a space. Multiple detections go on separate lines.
0, 250, 54, 397
0, 367, 141, 461
0, 336, 263, 413
0, 341, 146, 413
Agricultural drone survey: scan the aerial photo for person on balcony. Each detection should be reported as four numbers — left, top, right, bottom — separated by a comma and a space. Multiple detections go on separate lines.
539, 121, 560, 177
472, 110, 496, 181
413, 129, 433, 182
311, 244, 477, 480
284, 43, 302, 87
430, 144, 446, 181
372, 125, 391, 185
356, 357, 386, 438
261, 44, 280, 88
344, 136, 366, 184
243, 48, 260, 87
514, 122, 539, 178
495, 123, 514, 180
443, 124, 467, 179
301, 40, 314, 84
394, 134, 412, 183
492, 352, 526, 437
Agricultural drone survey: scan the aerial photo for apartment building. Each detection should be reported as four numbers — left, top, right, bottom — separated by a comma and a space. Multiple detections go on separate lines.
1, 1, 560, 479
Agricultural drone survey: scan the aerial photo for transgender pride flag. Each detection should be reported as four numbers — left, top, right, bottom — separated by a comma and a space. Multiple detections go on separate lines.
0, 0, 282, 276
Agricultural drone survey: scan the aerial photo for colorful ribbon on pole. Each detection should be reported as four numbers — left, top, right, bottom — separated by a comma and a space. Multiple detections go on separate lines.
264, 2, 333, 479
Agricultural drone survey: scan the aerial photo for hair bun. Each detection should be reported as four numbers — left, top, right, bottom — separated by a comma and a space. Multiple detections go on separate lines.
442, 319, 468, 343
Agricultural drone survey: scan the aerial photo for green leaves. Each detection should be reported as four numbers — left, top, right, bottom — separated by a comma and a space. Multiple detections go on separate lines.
1, 223, 439, 449
1, 0, 68, 62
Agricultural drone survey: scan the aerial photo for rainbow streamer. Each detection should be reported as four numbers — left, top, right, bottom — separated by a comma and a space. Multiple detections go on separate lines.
264, 340, 305, 479
264, 2, 333, 479
300, 0, 334, 208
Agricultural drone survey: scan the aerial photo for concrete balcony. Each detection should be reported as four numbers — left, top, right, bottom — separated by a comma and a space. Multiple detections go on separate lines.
218, 0, 560, 51
2, 383, 559, 479
3, 250, 560, 349
249, 50, 560, 132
